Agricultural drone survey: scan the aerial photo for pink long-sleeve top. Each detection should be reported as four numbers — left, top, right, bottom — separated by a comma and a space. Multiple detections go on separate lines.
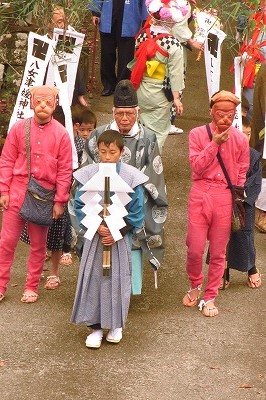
0, 117, 73, 204
189, 123, 250, 187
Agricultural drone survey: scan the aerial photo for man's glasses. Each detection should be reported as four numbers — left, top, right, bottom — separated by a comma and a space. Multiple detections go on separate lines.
114, 111, 136, 119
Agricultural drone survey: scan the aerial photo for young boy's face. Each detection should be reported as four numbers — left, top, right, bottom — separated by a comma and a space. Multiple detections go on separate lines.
98, 142, 124, 163
242, 125, 251, 142
241, 108, 248, 117
76, 123, 95, 140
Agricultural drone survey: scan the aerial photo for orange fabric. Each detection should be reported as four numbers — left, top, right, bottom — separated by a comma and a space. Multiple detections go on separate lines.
135, 15, 152, 39
233, 4, 266, 88
241, 5, 266, 88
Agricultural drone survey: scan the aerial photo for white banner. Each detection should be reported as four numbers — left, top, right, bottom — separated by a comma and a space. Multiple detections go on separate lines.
45, 28, 84, 105
8, 32, 56, 130
8, 29, 85, 169
45, 28, 85, 169
204, 27, 226, 100
232, 56, 244, 131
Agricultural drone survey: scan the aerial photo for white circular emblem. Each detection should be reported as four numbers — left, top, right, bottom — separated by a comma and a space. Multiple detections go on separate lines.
145, 183, 159, 200
153, 155, 163, 175
121, 146, 131, 163
88, 136, 98, 155
152, 206, 167, 223
148, 235, 162, 248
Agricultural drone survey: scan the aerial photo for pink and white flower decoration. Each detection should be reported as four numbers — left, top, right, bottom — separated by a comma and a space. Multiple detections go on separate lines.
146, 0, 190, 22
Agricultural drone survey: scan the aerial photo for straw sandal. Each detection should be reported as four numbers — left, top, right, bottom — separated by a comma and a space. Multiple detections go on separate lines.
59, 253, 73, 266
198, 299, 219, 317
45, 275, 61, 290
21, 291, 39, 303
183, 285, 202, 307
219, 279, 230, 290
247, 271, 262, 289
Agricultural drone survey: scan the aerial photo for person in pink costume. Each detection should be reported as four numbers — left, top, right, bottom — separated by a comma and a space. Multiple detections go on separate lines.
0, 86, 73, 303
182, 90, 250, 317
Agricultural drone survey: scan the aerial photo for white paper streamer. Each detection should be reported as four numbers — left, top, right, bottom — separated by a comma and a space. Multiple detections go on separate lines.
79, 164, 134, 242
82, 163, 134, 193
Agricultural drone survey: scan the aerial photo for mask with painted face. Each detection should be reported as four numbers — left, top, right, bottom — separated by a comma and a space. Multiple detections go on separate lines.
30, 86, 59, 124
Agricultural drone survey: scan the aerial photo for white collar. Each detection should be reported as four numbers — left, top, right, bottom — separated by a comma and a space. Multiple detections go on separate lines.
110, 120, 139, 137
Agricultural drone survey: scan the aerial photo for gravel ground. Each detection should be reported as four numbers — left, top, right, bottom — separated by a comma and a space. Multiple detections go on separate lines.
0, 37, 265, 400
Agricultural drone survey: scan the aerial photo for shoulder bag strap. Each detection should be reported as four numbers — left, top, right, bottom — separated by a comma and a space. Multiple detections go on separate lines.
206, 124, 234, 192
25, 118, 31, 178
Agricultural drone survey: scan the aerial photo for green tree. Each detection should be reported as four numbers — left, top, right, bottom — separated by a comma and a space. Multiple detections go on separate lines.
0, 1, 91, 34
0, 1, 92, 139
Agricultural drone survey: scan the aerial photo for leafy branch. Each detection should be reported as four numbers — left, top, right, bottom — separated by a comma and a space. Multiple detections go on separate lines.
0, 1, 92, 34
200, 0, 265, 53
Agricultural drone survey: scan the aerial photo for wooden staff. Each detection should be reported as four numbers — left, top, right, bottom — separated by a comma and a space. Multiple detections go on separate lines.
102, 176, 112, 276
88, 21, 98, 98
196, 48, 203, 62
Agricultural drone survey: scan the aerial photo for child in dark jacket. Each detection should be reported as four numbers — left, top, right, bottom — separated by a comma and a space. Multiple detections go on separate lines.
225, 116, 262, 288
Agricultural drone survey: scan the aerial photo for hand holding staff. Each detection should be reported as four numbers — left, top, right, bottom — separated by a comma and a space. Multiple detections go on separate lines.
102, 176, 112, 276
196, 47, 203, 61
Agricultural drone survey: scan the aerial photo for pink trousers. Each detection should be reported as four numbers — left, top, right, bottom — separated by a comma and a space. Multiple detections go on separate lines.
186, 181, 232, 302
0, 178, 48, 295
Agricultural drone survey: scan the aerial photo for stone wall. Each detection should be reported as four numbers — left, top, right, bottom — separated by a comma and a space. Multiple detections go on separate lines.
0, 29, 28, 144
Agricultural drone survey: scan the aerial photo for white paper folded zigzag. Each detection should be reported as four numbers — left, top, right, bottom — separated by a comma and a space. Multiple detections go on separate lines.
79, 163, 134, 241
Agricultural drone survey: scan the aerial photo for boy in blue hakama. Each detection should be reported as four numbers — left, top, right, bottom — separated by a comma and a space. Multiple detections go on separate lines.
71, 130, 148, 348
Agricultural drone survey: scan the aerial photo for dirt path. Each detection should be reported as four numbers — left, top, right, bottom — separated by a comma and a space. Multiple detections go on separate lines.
0, 42, 265, 400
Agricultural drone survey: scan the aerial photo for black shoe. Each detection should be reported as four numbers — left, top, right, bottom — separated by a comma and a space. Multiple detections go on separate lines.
101, 88, 114, 96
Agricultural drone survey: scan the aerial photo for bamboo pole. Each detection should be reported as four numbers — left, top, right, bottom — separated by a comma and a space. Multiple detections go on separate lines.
88, 22, 98, 98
